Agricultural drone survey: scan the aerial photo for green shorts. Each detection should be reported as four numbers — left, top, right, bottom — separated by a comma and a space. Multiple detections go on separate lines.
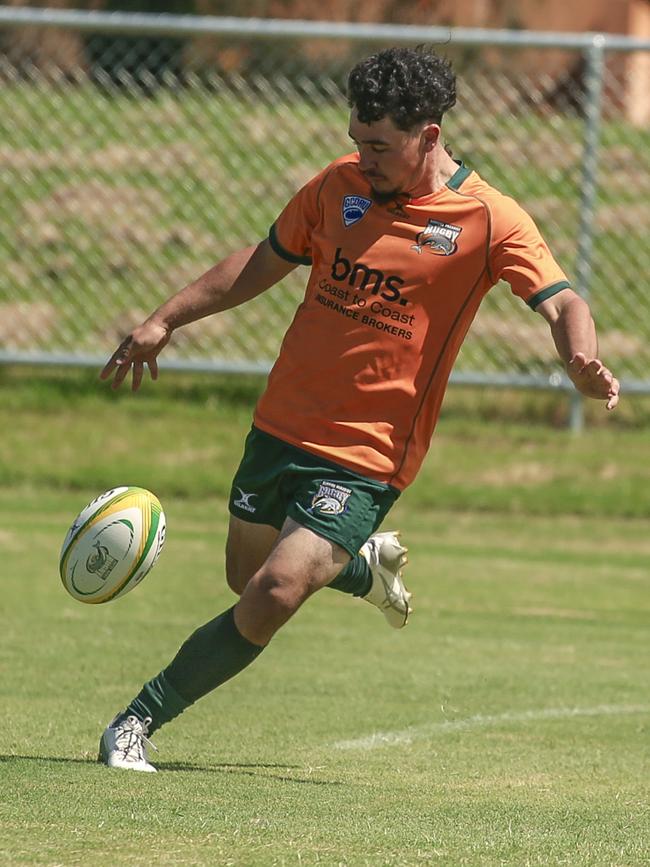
228, 426, 400, 556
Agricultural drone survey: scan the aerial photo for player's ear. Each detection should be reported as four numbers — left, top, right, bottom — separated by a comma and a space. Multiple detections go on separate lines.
422, 123, 440, 152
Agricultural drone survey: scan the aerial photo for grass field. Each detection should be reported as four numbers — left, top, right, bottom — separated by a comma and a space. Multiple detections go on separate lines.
0, 369, 649, 865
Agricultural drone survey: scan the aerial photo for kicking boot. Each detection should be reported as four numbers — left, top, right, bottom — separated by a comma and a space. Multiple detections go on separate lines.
360, 531, 412, 629
98, 714, 157, 772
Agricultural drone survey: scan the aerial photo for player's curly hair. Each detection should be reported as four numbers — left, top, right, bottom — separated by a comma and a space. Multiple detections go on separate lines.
347, 46, 456, 130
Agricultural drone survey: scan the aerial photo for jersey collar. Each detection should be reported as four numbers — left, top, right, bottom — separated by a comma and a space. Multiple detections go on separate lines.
446, 161, 472, 191
406, 161, 472, 206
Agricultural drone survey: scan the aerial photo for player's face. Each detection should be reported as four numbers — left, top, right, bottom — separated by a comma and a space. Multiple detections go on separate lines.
348, 109, 439, 202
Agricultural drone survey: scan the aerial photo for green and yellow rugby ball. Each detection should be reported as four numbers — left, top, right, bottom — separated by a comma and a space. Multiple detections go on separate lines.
59, 486, 166, 604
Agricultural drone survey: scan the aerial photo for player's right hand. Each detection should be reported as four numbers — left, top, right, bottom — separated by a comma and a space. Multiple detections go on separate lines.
566, 352, 620, 410
100, 319, 171, 392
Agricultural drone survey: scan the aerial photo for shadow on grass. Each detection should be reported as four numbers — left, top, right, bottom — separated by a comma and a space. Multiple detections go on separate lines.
0, 754, 344, 785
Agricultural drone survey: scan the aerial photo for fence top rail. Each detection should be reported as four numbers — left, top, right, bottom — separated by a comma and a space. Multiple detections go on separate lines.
1, 7, 650, 52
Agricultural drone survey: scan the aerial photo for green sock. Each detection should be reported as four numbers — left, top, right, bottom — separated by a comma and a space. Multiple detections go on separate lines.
122, 606, 264, 735
327, 553, 372, 597
125, 670, 190, 735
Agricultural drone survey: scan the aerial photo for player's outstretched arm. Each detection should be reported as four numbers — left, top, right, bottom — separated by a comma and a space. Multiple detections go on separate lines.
535, 288, 620, 410
101, 239, 296, 391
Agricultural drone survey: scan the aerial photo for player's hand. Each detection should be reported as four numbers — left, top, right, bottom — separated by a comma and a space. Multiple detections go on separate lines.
567, 352, 620, 410
100, 320, 171, 392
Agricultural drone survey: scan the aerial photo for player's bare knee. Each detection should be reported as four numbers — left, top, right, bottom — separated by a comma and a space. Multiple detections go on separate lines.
225, 560, 246, 595
225, 542, 255, 595
253, 567, 308, 616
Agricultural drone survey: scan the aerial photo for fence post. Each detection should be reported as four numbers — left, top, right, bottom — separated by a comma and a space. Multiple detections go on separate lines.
570, 34, 606, 433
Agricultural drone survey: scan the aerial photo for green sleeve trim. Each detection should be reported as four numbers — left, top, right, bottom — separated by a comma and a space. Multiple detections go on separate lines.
269, 223, 312, 266
527, 280, 571, 311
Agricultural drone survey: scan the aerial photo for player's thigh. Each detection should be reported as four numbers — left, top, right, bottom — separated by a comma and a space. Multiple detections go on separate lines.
265, 516, 351, 593
235, 517, 351, 643
225, 515, 279, 595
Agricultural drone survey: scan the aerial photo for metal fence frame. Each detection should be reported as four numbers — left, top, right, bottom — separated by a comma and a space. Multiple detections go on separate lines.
1, 8, 649, 422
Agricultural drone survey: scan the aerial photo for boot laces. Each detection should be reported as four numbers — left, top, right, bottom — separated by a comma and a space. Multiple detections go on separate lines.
114, 715, 158, 762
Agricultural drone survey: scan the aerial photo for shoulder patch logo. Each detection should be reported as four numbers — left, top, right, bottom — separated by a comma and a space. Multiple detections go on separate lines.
342, 195, 372, 227
412, 220, 462, 256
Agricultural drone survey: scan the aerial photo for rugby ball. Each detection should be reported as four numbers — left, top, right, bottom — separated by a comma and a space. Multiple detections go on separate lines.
59, 486, 166, 604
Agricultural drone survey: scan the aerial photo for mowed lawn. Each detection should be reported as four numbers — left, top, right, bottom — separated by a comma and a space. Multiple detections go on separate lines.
0, 371, 649, 865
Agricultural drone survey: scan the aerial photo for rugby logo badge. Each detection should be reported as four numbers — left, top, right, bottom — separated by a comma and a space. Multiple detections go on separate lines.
412, 220, 462, 255
342, 195, 372, 227
308, 482, 352, 516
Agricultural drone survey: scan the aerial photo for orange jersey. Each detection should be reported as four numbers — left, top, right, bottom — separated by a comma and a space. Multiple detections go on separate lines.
254, 154, 569, 490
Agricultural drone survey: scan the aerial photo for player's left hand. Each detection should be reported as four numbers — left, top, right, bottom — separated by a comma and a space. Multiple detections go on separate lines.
567, 352, 620, 410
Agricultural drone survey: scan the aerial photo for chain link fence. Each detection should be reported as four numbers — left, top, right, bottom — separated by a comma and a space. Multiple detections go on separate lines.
1, 9, 649, 407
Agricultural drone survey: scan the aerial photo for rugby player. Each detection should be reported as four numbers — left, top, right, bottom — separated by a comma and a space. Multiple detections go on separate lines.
99, 46, 619, 771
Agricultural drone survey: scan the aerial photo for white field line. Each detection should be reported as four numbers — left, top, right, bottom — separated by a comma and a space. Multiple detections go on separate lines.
332, 703, 650, 751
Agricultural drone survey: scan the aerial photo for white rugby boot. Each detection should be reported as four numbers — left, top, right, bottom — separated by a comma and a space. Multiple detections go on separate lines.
360, 531, 412, 629
98, 714, 158, 772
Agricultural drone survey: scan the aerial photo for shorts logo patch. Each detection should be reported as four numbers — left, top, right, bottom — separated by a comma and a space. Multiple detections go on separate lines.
412, 219, 462, 255
309, 482, 352, 515
342, 195, 372, 227
233, 487, 257, 513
